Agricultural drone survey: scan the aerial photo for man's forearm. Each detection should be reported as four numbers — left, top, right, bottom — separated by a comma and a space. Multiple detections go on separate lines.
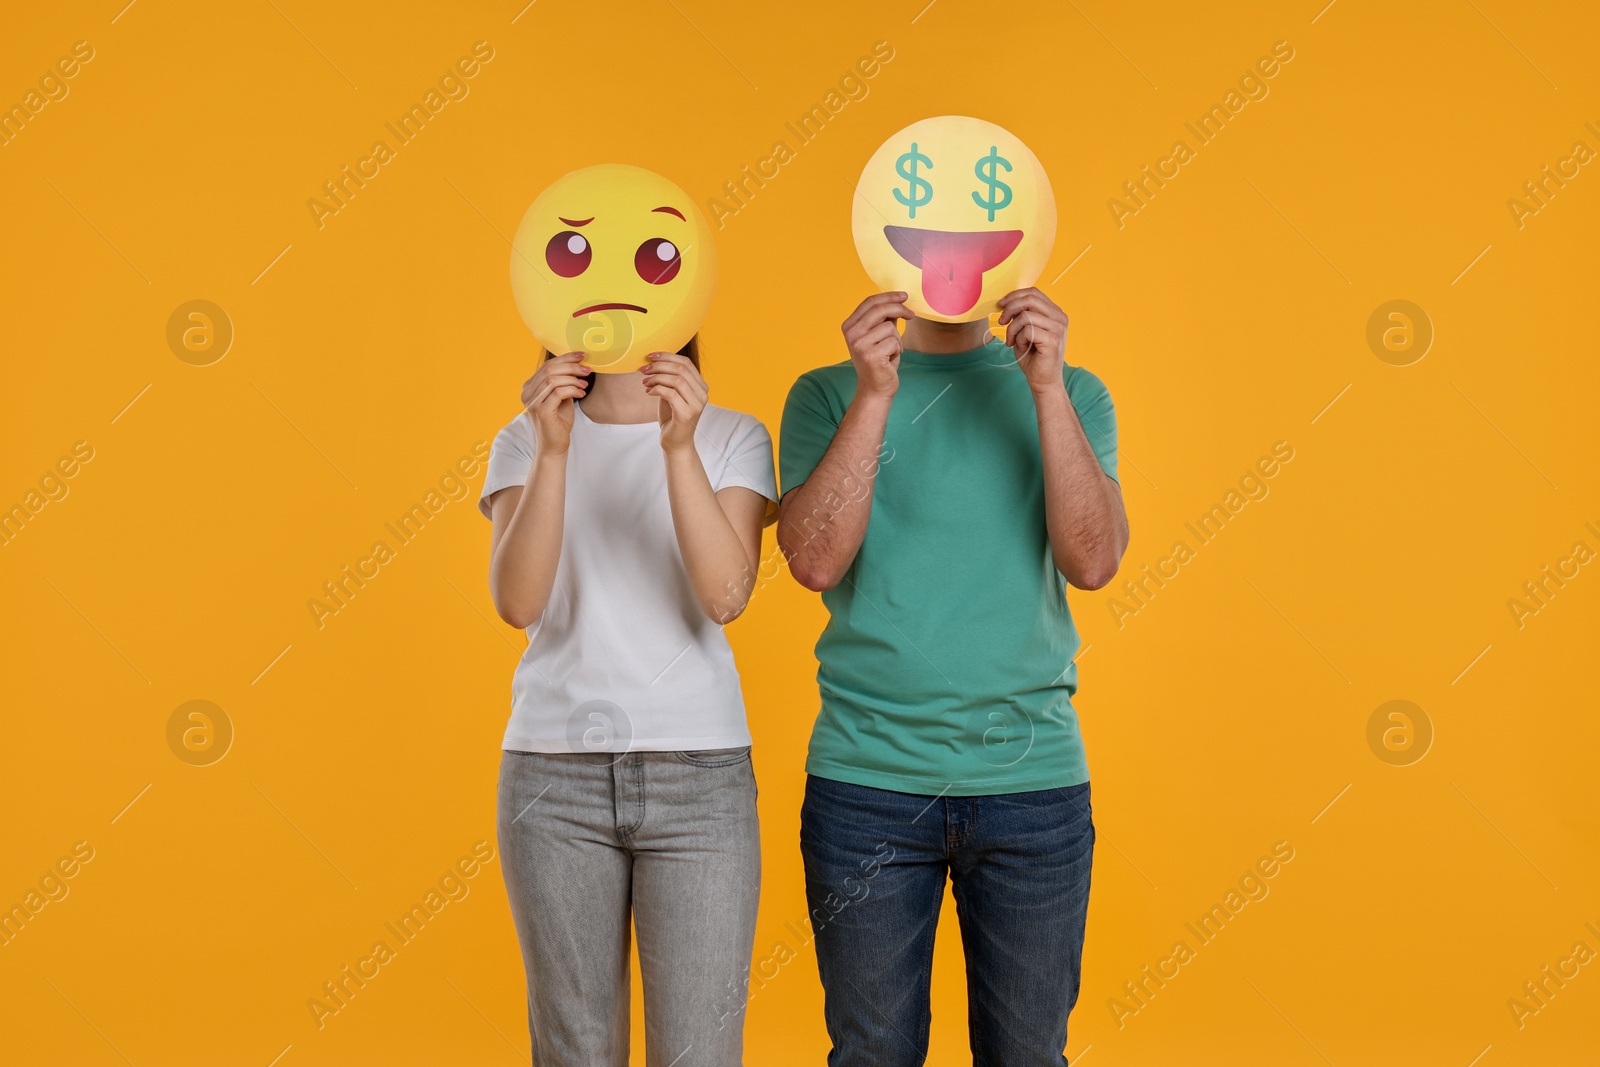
1034, 384, 1128, 590
777, 393, 893, 591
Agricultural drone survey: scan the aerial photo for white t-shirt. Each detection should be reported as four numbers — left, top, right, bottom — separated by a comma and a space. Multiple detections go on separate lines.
479, 401, 777, 753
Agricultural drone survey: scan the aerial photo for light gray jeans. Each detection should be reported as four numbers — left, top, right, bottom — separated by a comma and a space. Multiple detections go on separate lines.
497, 748, 761, 1066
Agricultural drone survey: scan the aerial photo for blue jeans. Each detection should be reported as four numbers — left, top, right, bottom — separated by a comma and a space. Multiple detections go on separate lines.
799, 775, 1094, 1067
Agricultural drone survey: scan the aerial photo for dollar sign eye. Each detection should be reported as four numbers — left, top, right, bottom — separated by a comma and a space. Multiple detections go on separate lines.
634, 238, 681, 284
546, 231, 591, 277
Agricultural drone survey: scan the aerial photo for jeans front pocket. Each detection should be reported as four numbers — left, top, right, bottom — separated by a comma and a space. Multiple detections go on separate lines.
673, 746, 752, 768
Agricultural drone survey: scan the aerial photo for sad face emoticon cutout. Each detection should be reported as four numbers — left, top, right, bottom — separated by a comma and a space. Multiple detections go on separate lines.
853, 116, 1056, 322
511, 164, 717, 373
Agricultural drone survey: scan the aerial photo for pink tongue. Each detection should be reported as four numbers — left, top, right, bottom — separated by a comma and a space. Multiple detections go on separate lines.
920, 235, 988, 316
883, 228, 1025, 317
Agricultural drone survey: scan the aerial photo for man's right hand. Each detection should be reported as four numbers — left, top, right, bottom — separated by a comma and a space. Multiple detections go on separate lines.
520, 352, 590, 456
842, 292, 913, 400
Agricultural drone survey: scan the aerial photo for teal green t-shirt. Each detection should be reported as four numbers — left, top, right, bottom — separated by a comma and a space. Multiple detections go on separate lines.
779, 339, 1118, 796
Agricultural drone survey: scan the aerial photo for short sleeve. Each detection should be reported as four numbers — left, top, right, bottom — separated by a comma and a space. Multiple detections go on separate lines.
478, 416, 534, 519
712, 416, 778, 507
779, 371, 844, 497
1065, 366, 1118, 483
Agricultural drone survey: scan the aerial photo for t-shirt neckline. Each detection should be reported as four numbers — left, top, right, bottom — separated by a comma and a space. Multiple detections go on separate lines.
575, 401, 658, 430
899, 338, 1007, 369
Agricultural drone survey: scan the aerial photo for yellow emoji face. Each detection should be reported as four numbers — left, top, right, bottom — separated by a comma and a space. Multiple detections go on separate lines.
511, 164, 717, 373
853, 116, 1056, 322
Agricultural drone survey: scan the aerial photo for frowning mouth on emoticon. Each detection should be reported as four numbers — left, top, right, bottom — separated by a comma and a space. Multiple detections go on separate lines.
511, 165, 717, 372
854, 117, 1056, 322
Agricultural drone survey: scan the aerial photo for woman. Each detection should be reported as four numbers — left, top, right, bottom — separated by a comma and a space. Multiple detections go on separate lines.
480, 339, 775, 1065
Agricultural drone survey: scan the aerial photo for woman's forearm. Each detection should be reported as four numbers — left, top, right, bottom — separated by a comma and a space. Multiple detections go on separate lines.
664, 447, 758, 623
489, 452, 568, 628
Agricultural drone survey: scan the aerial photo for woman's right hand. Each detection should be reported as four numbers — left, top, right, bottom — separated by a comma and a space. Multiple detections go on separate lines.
520, 352, 590, 455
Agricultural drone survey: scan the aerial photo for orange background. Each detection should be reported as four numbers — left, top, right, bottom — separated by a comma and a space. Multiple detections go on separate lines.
3, 1, 1598, 1064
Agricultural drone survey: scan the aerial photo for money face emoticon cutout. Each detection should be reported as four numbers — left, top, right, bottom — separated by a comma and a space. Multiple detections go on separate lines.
853, 116, 1056, 322
511, 164, 717, 373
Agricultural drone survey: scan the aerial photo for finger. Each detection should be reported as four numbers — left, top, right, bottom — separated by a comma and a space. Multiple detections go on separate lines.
1006, 317, 1052, 351
857, 321, 902, 350
650, 380, 697, 423
659, 354, 708, 394
540, 360, 592, 382
649, 371, 709, 409
867, 338, 903, 361
537, 383, 586, 414
998, 294, 1065, 326
551, 351, 587, 362
643, 359, 709, 394
843, 292, 913, 333
644, 352, 695, 368
531, 377, 587, 408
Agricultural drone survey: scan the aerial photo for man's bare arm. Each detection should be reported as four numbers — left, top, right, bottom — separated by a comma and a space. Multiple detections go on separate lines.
778, 292, 910, 591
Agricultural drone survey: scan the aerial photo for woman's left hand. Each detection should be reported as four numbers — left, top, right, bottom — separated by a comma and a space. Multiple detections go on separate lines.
642, 352, 708, 455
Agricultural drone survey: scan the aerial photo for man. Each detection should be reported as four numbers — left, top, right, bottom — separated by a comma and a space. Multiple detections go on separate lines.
778, 287, 1127, 1066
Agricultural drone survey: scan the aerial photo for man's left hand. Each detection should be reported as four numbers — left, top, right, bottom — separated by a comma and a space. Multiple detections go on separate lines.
998, 288, 1068, 395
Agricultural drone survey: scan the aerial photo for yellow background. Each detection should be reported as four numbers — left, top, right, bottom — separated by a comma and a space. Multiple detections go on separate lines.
3, 1, 1597, 1064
